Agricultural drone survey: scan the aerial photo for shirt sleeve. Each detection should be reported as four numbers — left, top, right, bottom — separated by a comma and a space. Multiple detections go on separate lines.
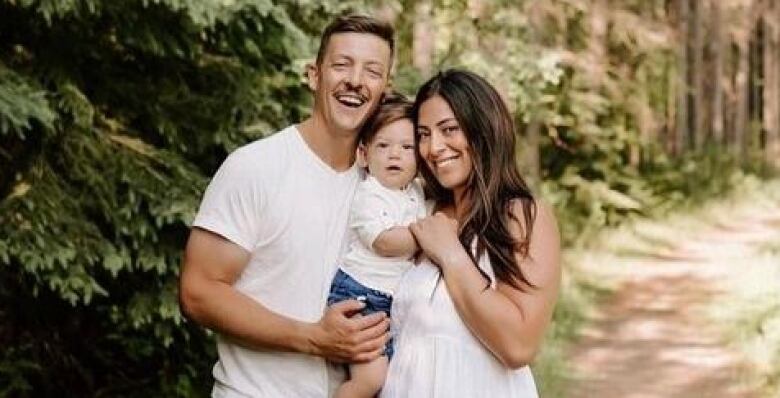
192, 151, 265, 252
350, 187, 398, 250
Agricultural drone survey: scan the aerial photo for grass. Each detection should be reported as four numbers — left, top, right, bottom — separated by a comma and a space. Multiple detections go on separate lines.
534, 171, 780, 397
706, 180, 780, 397
534, 258, 613, 397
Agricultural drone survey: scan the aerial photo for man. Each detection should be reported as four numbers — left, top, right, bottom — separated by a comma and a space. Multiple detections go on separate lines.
179, 14, 394, 397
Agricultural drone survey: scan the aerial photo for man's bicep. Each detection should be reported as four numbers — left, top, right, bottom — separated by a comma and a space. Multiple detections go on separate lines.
183, 227, 251, 285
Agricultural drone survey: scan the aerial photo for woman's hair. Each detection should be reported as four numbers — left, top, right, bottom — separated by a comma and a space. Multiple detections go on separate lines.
359, 91, 413, 145
412, 69, 537, 290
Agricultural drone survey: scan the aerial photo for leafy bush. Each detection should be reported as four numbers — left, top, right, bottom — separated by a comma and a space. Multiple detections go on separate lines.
0, 0, 364, 395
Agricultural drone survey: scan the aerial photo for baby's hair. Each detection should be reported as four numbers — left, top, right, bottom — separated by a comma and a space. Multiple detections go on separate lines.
359, 91, 413, 145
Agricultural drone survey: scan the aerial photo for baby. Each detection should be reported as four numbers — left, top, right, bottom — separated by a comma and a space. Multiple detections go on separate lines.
327, 93, 425, 398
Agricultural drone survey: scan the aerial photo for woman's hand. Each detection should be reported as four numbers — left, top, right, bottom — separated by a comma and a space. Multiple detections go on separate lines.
409, 212, 470, 268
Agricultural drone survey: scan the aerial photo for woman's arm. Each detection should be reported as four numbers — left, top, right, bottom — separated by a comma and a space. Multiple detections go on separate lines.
410, 202, 561, 368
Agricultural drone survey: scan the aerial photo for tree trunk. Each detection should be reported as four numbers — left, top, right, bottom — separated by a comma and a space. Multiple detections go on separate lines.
749, 15, 764, 157
520, 0, 544, 183
692, 0, 707, 150
374, 3, 399, 25
676, 0, 689, 155
734, 19, 751, 157
666, 57, 677, 153
522, 120, 541, 185
711, 1, 725, 146
412, 0, 434, 77
764, 2, 780, 165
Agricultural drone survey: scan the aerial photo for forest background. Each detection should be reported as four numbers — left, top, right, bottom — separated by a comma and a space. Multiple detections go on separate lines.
1, 0, 779, 396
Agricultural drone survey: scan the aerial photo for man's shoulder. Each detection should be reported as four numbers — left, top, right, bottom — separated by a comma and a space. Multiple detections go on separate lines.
210, 126, 297, 185
234, 125, 296, 157
224, 125, 297, 167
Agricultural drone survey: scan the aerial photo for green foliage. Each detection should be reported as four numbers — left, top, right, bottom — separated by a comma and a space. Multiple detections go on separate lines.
0, 65, 56, 137
0, 0, 366, 395
2, 0, 777, 395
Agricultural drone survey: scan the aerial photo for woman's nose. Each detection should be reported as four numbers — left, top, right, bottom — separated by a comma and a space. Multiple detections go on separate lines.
429, 131, 446, 153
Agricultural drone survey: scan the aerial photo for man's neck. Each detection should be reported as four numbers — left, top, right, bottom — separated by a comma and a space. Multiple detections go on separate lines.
297, 116, 358, 172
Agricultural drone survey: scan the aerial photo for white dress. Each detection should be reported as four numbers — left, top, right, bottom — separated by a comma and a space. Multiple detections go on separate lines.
381, 253, 539, 397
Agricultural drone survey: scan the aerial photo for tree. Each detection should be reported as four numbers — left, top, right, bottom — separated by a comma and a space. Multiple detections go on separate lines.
0, 0, 363, 395
675, 0, 690, 155
763, 1, 780, 164
691, 0, 707, 150
711, 1, 725, 146
412, 0, 434, 77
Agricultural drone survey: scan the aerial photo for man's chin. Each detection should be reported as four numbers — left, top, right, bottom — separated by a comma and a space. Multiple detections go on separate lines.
332, 116, 369, 135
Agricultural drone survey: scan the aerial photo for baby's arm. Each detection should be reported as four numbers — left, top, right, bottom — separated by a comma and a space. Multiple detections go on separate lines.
372, 226, 418, 258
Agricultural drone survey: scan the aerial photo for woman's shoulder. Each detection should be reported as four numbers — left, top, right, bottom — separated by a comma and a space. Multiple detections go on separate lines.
507, 198, 558, 241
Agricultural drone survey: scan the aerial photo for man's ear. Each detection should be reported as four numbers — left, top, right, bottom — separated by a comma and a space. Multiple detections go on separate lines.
356, 143, 368, 168
305, 62, 319, 91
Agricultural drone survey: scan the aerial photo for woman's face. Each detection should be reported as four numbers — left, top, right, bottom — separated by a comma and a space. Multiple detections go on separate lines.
416, 95, 473, 193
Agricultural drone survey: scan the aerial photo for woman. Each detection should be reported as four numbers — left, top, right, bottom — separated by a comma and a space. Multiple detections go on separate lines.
381, 69, 561, 397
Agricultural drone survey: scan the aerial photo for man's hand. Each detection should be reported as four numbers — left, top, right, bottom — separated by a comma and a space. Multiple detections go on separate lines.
307, 299, 390, 363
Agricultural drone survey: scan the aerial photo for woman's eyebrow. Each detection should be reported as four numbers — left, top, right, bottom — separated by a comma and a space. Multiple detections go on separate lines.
436, 118, 457, 127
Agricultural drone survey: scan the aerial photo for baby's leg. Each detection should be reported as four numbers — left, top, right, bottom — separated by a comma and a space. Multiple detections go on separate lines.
335, 355, 389, 398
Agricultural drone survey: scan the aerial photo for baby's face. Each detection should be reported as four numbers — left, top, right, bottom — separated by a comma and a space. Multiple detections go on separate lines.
364, 118, 417, 190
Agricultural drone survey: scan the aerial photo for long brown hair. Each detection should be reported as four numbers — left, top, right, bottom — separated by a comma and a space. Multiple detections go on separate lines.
412, 69, 537, 290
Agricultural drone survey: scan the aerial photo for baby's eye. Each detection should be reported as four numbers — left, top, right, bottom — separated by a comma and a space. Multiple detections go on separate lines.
376, 142, 389, 148
402, 144, 415, 150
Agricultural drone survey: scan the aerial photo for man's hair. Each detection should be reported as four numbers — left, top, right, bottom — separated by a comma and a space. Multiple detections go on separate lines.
360, 91, 412, 145
316, 14, 395, 66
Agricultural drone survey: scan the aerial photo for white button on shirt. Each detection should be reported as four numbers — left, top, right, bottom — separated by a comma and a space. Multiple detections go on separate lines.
340, 175, 427, 295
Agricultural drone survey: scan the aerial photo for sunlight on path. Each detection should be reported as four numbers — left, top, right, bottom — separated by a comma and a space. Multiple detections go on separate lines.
565, 190, 780, 398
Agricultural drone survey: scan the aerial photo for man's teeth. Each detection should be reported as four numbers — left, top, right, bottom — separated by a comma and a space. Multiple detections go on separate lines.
337, 95, 364, 106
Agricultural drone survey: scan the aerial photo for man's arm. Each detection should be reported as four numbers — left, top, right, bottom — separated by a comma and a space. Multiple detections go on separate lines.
371, 226, 418, 258
179, 227, 390, 362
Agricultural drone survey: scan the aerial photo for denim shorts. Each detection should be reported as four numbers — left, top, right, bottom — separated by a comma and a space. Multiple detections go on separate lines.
327, 268, 394, 358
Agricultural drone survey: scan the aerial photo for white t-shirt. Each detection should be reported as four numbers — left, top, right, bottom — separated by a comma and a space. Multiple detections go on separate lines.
340, 175, 426, 294
192, 125, 359, 397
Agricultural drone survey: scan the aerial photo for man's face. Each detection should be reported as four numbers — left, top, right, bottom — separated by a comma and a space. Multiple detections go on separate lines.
309, 33, 392, 136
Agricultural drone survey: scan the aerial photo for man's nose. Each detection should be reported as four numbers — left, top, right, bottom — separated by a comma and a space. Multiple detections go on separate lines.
346, 67, 363, 88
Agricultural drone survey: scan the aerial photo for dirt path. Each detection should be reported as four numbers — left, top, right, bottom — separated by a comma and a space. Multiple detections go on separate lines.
566, 207, 780, 398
